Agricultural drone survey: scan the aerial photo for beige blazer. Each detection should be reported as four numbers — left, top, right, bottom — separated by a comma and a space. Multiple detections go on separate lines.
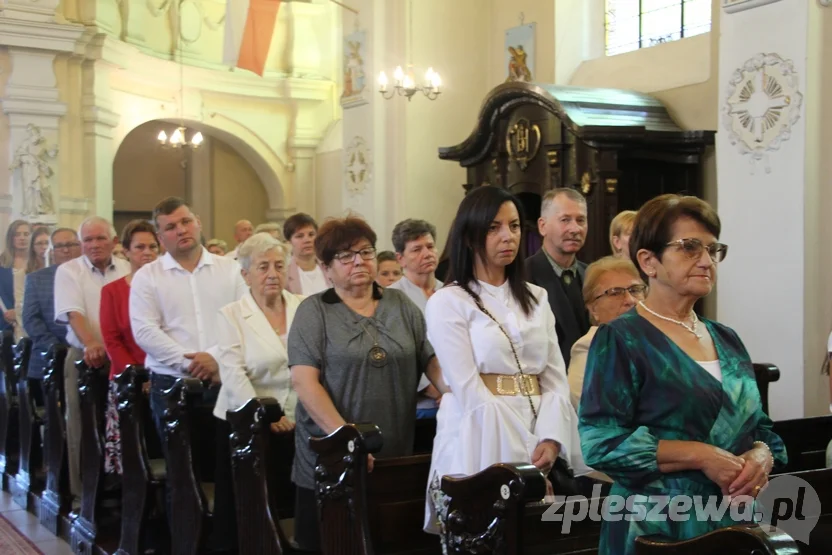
214, 289, 303, 420
285, 257, 331, 295
568, 326, 598, 410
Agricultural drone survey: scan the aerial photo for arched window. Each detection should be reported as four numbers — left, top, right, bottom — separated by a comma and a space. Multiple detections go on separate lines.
605, 0, 711, 56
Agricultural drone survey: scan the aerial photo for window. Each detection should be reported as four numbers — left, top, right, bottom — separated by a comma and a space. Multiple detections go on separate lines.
605, 0, 711, 56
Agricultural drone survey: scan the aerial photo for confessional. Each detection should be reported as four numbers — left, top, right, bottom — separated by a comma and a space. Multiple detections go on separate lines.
438, 82, 716, 262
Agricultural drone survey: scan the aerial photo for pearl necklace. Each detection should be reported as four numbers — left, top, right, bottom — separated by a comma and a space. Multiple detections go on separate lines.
638, 301, 703, 339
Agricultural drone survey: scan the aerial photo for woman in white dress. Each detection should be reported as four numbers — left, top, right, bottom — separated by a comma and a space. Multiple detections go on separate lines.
424, 186, 589, 535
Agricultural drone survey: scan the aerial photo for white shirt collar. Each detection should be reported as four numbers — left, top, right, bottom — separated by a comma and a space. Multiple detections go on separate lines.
161, 247, 215, 272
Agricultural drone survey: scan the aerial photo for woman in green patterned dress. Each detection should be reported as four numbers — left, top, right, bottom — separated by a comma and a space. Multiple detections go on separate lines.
579, 194, 786, 555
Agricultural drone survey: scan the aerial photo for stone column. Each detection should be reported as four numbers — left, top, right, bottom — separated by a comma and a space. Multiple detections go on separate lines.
81, 58, 121, 220
716, 0, 809, 418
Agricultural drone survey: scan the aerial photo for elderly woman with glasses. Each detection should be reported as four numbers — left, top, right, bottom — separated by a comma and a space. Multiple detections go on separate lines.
567, 256, 646, 408
287, 216, 446, 552
579, 194, 786, 555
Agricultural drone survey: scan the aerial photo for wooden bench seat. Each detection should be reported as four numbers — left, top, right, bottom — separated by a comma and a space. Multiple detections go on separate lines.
0, 329, 19, 487
11, 338, 45, 511
39, 344, 70, 535
311, 423, 440, 555
115, 365, 169, 555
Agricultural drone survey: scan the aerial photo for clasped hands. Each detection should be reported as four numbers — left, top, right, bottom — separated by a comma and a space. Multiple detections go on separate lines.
701, 444, 770, 500
184, 352, 220, 384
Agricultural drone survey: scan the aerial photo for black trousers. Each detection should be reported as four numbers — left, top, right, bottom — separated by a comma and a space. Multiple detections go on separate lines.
294, 486, 321, 552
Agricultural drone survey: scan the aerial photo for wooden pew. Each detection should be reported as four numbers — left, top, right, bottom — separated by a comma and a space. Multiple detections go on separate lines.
70, 360, 120, 555
771, 414, 832, 553
160, 377, 215, 555
752, 362, 779, 416
40, 344, 70, 535
441, 463, 801, 555
311, 423, 440, 555
226, 397, 293, 555
0, 329, 19, 487
11, 338, 44, 510
115, 365, 169, 555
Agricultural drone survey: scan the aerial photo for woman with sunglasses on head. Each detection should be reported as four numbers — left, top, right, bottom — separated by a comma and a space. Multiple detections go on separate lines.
567, 256, 646, 409
579, 194, 786, 555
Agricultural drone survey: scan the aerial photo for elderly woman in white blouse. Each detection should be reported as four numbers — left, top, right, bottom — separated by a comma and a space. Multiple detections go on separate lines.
423, 186, 590, 537
212, 232, 303, 548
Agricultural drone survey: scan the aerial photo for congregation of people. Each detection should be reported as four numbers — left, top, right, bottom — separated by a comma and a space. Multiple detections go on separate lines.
1, 186, 784, 555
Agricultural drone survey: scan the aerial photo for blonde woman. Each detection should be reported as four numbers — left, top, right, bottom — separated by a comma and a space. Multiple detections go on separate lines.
609, 210, 637, 259
567, 256, 646, 408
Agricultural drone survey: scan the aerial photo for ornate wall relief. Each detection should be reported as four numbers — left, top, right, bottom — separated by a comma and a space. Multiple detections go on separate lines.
344, 136, 371, 195
8, 124, 59, 223
722, 53, 802, 174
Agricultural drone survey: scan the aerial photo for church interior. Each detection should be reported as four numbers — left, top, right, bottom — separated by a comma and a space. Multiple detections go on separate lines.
1, 0, 832, 553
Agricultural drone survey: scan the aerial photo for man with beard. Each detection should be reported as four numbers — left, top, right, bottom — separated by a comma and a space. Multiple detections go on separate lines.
526, 188, 591, 367
389, 219, 443, 417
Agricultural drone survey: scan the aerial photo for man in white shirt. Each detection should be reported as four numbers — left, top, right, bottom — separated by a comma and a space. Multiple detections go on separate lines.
129, 197, 246, 548
225, 219, 253, 260
388, 219, 443, 417
54, 216, 130, 497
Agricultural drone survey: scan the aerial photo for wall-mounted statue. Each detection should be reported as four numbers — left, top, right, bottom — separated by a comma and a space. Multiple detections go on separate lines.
9, 123, 58, 217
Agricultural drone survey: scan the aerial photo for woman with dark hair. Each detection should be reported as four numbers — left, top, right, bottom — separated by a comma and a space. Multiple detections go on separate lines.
100, 219, 159, 474
579, 194, 785, 554
288, 216, 446, 551
423, 186, 589, 535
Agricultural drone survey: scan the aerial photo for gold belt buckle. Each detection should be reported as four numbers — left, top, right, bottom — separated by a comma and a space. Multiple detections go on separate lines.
495, 375, 516, 395
495, 374, 533, 395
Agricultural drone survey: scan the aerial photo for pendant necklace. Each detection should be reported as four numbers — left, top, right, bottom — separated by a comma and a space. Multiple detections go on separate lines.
358, 319, 388, 367
638, 301, 703, 339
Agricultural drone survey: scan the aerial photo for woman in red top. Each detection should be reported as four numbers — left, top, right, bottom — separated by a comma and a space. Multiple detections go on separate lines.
100, 219, 159, 474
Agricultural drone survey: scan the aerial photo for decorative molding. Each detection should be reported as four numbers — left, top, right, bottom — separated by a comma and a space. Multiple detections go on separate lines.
722, 0, 783, 12
340, 29, 368, 109
722, 53, 803, 174
58, 196, 92, 215
344, 136, 371, 195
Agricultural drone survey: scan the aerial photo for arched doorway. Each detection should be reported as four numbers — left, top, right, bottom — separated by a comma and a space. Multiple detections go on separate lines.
113, 121, 272, 247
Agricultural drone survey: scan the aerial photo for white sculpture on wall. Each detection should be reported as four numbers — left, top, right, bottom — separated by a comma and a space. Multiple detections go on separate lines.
344, 136, 371, 195
9, 124, 58, 217
722, 53, 802, 174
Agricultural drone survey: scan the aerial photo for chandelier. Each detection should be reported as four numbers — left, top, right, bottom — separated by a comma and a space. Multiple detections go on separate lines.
158, 12, 203, 149
377, 0, 441, 102
158, 126, 203, 148
378, 65, 441, 101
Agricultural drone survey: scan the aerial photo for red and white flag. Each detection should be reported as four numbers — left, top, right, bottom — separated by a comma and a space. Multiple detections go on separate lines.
224, 0, 282, 76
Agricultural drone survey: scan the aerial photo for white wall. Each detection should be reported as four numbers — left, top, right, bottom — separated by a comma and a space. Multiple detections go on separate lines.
717, 0, 808, 419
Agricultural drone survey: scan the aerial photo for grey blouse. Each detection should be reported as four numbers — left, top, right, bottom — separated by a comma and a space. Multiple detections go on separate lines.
287, 283, 435, 489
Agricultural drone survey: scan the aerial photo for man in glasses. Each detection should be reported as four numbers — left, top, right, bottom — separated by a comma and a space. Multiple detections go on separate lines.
23, 228, 82, 382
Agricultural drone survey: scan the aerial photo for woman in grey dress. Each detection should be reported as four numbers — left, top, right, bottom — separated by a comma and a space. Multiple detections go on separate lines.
288, 216, 446, 551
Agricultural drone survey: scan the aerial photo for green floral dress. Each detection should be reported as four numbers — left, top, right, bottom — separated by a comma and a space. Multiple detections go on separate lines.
578, 309, 787, 555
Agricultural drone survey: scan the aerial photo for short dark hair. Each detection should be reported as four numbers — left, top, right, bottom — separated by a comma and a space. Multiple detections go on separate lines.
121, 219, 158, 250
377, 250, 398, 264
629, 194, 721, 282
152, 197, 190, 229
391, 219, 437, 254
447, 186, 537, 316
315, 217, 377, 266
283, 213, 318, 242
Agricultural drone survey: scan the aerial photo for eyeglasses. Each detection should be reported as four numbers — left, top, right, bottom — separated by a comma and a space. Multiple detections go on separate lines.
665, 238, 728, 263
52, 242, 80, 251
592, 284, 648, 303
333, 247, 377, 264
